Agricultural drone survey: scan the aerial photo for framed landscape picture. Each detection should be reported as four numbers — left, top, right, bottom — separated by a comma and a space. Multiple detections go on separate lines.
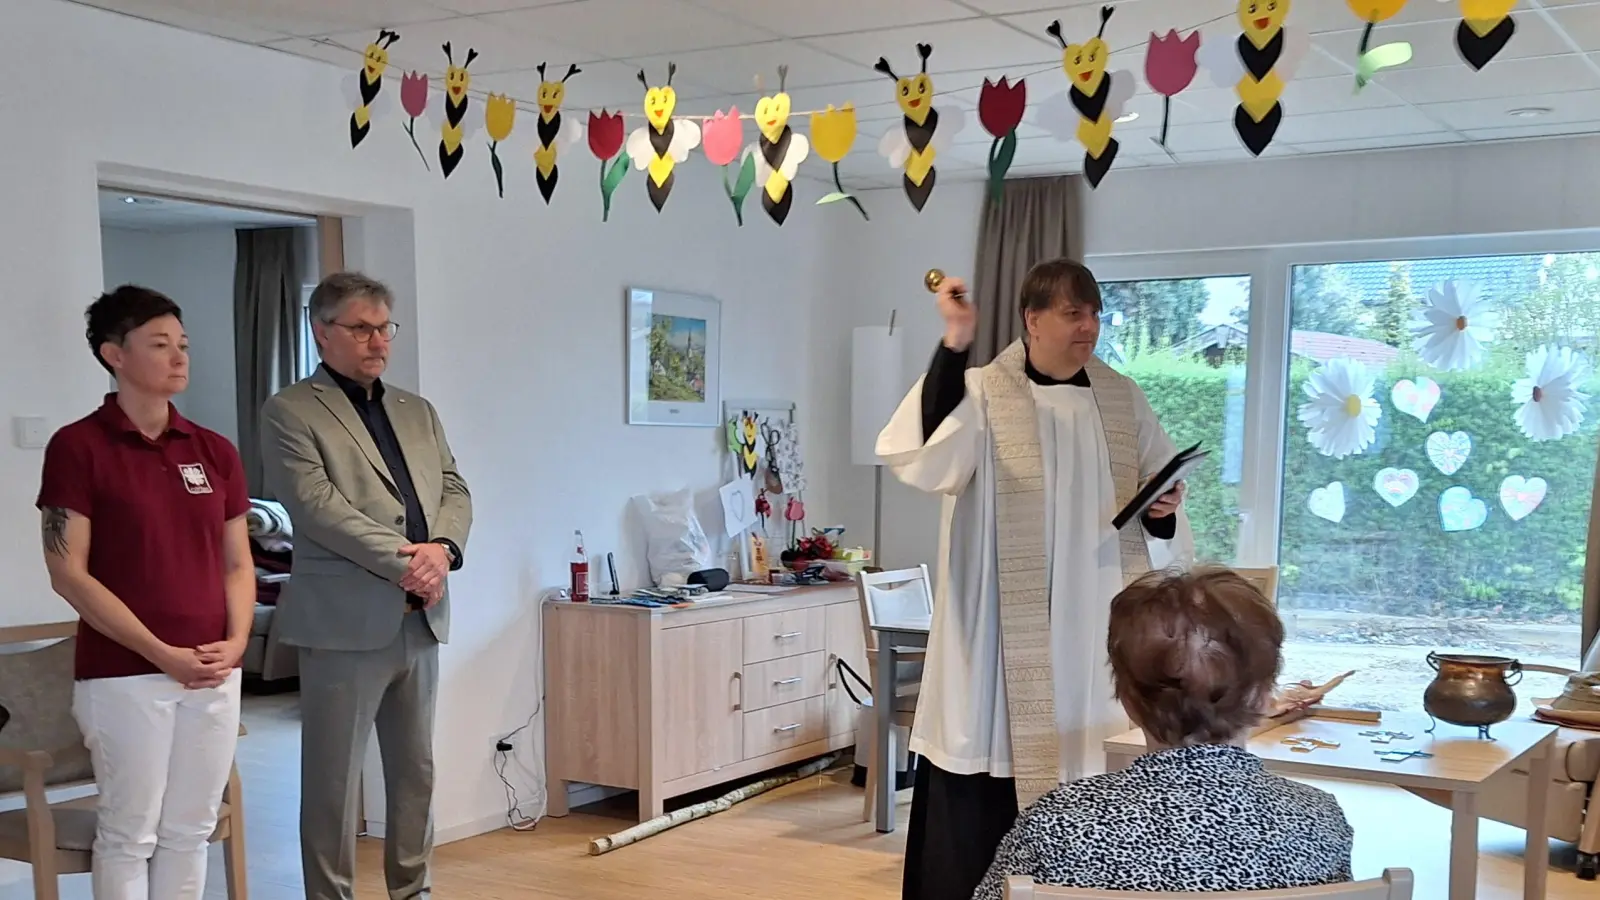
626, 287, 722, 427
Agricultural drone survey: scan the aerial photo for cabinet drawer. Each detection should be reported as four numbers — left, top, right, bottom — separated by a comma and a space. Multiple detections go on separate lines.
742, 606, 826, 664
741, 651, 826, 711
743, 696, 827, 759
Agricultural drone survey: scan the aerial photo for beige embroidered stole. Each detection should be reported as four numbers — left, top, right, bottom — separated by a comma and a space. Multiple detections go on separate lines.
979, 340, 1151, 805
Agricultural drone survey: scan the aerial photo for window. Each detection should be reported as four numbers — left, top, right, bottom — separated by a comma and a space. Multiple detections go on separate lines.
1098, 276, 1252, 565
1277, 252, 1600, 711
298, 283, 321, 379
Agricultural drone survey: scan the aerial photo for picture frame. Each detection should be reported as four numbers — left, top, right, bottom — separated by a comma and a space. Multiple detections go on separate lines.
625, 286, 722, 427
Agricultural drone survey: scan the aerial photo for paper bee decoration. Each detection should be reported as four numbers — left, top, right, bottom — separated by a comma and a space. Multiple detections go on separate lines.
1198, 0, 1310, 157
347, 29, 399, 148
751, 66, 810, 226
1456, 0, 1517, 71
875, 44, 964, 212
627, 64, 703, 213
1039, 7, 1133, 189
533, 63, 584, 204
433, 42, 479, 178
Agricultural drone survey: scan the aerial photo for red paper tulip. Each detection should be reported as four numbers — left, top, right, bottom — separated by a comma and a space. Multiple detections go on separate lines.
978, 76, 1027, 138
1145, 30, 1201, 97
702, 107, 744, 167
588, 110, 625, 160
400, 71, 429, 118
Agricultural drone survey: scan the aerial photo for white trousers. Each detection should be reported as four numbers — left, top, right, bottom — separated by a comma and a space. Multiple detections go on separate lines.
71, 669, 242, 900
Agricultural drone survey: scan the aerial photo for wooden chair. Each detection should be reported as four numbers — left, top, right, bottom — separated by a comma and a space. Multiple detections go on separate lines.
855, 566, 933, 824
1004, 870, 1414, 900
0, 622, 249, 900
1233, 565, 1280, 603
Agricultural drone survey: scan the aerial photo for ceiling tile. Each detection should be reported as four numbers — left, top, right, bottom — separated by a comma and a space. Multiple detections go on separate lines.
81, 0, 451, 40
1276, 105, 1453, 144
429, 0, 580, 13
1460, 120, 1600, 141
1279, 74, 1409, 115
480, 0, 775, 59
805, 18, 1058, 77
1548, 3, 1600, 49
1424, 88, 1600, 131
70, 0, 295, 42
623, 40, 874, 97
679, 0, 977, 39
1292, 1, 1474, 34
1285, 132, 1467, 155
1377, 54, 1600, 107
309, 15, 584, 75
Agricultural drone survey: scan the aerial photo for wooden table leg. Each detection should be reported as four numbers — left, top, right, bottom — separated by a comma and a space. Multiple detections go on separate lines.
1525, 737, 1551, 900
875, 638, 898, 834
1449, 790, 1479, 900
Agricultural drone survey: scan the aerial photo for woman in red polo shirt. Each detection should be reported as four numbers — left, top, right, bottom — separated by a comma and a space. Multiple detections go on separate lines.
37, 285, 255, 900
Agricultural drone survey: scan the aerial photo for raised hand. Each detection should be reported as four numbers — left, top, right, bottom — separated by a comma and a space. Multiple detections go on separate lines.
936, 275, 976, 352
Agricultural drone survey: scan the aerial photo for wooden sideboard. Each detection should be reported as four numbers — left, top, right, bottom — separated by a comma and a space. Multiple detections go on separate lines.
543, 583, 867, 821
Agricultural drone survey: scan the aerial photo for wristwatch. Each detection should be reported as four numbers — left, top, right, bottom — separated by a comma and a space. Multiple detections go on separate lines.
433, 538, 461, 569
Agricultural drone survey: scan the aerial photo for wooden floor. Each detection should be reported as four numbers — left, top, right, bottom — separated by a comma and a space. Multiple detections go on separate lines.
1, 693, 1598, 899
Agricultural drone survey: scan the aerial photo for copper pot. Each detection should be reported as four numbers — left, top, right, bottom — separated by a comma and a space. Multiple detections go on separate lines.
1423, 652, 1521, 738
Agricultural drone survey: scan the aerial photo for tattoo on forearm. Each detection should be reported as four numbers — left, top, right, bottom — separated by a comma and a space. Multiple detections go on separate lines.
42, 507, 69, 557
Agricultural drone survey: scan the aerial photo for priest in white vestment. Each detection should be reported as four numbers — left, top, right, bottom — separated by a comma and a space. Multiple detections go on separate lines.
876, 259, 1194, 900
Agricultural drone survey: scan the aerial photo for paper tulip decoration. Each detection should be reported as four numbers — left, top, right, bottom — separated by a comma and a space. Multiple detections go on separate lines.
977, 77, 1026, 203
1348, 0, 1414, 90
1144, 30, 1200, 152
811, 104, 867, 220
484, 93, 516, 198
399, 71, 430, 170
703, 108, 756, 225
588, 110, 628, 222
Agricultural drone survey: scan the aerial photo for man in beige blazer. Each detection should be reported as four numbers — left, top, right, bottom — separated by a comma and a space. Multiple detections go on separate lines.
260, 272, 471, 900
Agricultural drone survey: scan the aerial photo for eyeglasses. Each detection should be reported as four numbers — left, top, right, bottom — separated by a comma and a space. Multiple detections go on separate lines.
332, 321, 400, 343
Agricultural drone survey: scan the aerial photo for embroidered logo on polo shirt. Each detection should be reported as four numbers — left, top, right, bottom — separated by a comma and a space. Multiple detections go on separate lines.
178, 463, 213, 495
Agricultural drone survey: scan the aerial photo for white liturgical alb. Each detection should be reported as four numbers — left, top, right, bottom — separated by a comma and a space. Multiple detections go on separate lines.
876, 368, 1194, 783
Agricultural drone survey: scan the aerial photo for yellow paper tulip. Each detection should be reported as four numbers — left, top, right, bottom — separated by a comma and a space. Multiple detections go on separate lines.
485, 93, 516, 143
809, 103, 857, 164
1348, 0, 1408, 21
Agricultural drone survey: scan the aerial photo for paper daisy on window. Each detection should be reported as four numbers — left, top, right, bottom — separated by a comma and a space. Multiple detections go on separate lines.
1298, 358, 1381, 459
1511, 345, 1590, 442
1412, 279, 1498, 372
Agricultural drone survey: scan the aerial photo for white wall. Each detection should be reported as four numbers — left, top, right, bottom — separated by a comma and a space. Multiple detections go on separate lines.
3, 0, 830, 842
823, 136, 1600, 577
100, 225, 240, 441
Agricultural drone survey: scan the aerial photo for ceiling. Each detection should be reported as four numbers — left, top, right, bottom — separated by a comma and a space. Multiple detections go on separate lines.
69, 0, 1600, 188
98, 190, 316, 232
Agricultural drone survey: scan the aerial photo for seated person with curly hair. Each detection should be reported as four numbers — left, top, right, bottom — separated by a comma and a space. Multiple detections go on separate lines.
973, 567, 1353, 898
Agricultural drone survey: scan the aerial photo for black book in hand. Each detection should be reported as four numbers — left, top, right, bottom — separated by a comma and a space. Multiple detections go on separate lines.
1112, 442, 1208, 530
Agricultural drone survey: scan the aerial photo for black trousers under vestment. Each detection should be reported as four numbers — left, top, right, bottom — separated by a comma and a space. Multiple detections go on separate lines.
901, 760, 1019, 900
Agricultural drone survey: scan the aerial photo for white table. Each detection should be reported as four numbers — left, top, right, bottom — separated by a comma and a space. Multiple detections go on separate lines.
1105, 714, 1555, 900
869, 618, 931, 834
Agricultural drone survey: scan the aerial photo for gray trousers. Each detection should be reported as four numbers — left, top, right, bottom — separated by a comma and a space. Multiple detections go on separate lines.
298, 612, 438, 900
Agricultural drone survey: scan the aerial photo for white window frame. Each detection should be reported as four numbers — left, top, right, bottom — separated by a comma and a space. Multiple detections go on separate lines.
1087, 228, 1600, 571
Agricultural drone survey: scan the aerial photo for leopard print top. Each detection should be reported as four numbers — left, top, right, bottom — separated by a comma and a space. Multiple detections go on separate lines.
972, 744, 1354, 899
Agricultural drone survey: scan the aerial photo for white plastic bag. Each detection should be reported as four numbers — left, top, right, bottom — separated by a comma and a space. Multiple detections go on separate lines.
632, 488, 714, 587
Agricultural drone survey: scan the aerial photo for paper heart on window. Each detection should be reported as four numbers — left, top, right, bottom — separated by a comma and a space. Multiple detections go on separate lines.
1373, 467, 1419, 508
1498, 475, 1547, 521
1391, 377, 1440, 423
1308, 482, 1346, 523
1439, 486, 1488, 532
1426, 431, 1472, 475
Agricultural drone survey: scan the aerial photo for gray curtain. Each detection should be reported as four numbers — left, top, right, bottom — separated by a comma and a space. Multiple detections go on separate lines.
234, 227, 302, 499
969, 175, 1083, 366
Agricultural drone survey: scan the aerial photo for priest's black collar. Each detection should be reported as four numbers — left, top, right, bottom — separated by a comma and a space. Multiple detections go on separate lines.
1024, 348, 1091, 387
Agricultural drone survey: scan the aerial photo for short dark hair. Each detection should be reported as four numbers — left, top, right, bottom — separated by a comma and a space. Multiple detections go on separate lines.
1018, 258, 1103, 320
1108, 566, 1284, 748
85, 285, 183, 374
308, 271, 393, 325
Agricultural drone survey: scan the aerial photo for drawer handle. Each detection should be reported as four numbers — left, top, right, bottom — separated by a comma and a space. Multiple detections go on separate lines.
773, 723, 802, 733
773, 677, 803, 686
774, 631, 803, 640
732, 672, 743, 711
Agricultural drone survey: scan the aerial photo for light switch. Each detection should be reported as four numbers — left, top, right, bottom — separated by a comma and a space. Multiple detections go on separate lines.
13, 416, 47, 449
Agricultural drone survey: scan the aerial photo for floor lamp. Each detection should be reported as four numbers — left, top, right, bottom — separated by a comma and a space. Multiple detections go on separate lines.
851, 322, 904, 566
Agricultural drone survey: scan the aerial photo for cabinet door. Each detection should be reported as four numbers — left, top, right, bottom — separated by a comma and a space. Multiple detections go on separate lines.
824, 601, 869, 739
658, 619, 745, 781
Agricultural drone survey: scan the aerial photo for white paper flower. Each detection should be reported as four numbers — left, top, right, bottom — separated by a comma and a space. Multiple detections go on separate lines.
1411, 280, 1498, 371
1298, 358, 1381, 459
1511, 345, 1590, 441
